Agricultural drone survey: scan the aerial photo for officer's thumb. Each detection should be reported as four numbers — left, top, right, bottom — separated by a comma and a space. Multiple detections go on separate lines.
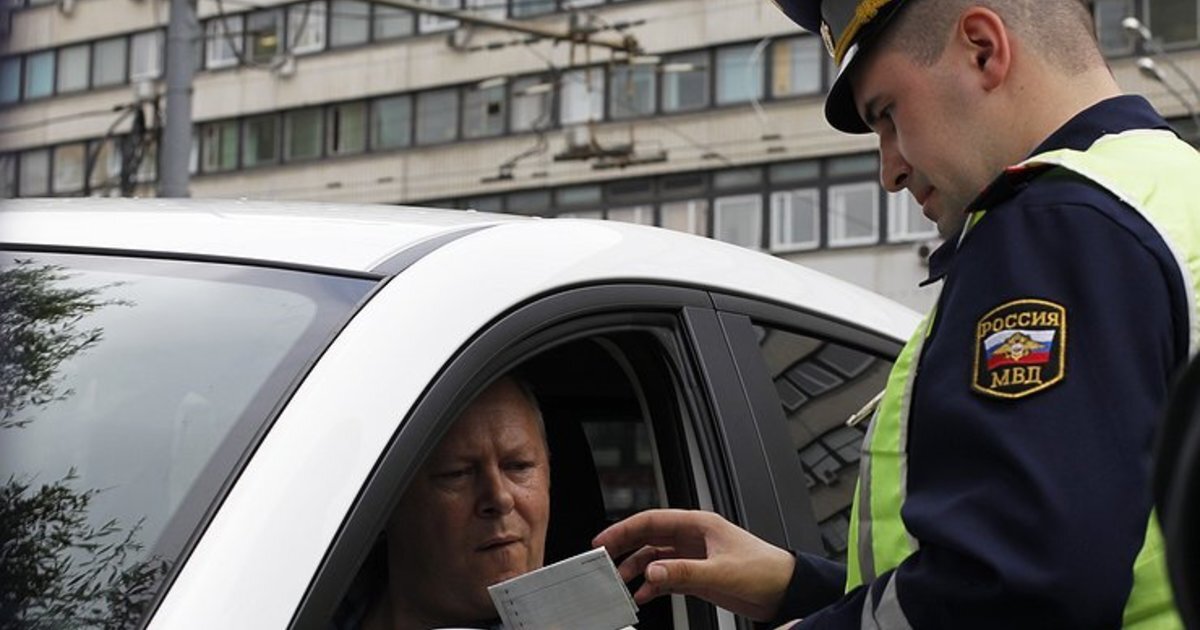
645, 559, 708, 593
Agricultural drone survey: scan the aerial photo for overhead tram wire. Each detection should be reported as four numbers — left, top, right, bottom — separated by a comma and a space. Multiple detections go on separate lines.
205, 124, 873, 200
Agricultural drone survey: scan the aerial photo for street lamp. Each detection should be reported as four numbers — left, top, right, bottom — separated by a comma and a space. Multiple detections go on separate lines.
1137, 57, 1200, 131
1123, 16, 1200, 104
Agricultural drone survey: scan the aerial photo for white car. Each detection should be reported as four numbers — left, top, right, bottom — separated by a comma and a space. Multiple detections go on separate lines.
0, 198, 919, 630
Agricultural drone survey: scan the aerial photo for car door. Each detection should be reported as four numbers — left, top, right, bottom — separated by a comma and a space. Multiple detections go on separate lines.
289, 282, 821, 630
711, 293, 905, 568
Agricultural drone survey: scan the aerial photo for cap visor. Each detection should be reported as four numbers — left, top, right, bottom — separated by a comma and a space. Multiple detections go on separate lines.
824, 67, 871, 134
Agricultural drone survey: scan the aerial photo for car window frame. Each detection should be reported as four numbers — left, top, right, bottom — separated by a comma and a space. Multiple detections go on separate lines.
709, 292, 907, 558
289, 283, 765, 630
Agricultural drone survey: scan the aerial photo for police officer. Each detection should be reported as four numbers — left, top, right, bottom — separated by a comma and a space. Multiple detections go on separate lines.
594, 0, 1200, 627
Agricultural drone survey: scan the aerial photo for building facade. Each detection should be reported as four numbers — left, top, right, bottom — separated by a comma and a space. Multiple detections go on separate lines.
2, 0, 1198, 312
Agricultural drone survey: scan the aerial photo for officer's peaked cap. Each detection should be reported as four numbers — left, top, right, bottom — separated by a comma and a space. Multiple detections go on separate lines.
768, 0, 912, 133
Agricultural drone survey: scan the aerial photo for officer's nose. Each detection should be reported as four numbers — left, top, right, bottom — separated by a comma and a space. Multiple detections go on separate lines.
476, 465, 516, 517
878, 135, 911, 193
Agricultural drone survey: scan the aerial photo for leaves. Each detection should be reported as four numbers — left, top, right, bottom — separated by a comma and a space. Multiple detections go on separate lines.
0, 473, 168, 629
0, 259, 127, 429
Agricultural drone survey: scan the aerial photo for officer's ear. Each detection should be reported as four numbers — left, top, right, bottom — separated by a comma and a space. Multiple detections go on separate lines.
956, 6, 1011, 92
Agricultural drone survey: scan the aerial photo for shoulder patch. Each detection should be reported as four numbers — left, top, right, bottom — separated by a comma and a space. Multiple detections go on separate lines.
972, 299, 1066, 399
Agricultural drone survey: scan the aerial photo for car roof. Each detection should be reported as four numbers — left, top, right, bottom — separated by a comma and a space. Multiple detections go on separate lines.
1, 198, 920, 341
0, 198, 521, 273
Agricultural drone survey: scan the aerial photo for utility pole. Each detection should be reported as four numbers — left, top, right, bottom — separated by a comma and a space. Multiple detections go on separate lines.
159, 0, 199, 197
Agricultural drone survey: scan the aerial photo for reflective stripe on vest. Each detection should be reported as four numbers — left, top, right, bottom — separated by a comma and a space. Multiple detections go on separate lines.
845, 129, 1199, 628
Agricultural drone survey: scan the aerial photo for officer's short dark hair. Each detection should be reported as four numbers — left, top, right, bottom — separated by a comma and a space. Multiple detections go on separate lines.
877, 0, 1101, 75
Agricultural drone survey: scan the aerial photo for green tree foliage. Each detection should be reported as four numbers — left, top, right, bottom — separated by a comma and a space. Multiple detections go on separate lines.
0, 260, 166, 629
0, 260, 112, 429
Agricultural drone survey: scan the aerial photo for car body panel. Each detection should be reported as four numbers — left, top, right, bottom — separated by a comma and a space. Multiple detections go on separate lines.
1, 200, 919, 629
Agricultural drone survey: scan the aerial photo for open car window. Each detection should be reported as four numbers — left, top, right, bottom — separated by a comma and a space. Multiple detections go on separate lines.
317, 303, 725, 630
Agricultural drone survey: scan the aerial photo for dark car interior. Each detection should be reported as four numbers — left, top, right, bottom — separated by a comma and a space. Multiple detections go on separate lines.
334, 332, 700, 629
519, 334, 697, 630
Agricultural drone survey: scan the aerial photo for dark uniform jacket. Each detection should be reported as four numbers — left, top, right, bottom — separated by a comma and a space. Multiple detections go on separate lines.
770, 95, 1192, 629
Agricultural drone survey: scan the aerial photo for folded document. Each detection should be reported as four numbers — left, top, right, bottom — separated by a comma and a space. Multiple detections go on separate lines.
487, 547, 638, 630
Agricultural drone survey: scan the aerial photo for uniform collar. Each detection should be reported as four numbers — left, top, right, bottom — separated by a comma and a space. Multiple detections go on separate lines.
921, 95, 1173, 286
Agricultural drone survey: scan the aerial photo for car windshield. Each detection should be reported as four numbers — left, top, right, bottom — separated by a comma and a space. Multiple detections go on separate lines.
0, 251, 375, 628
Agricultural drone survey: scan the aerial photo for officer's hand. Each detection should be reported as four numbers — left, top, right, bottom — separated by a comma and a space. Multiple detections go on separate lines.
592, 509, 795, 622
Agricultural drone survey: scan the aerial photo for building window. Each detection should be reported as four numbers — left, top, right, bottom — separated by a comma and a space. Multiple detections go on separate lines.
130, 30, 164, 81
330, 0, 370, 47
608, 205, 654, 224
506, 189, 551, 215
607, 177, 655, 205
243, 114, 281, 167
827, 153, 878, 178
769, 159, 820, 184
0, 154, 15, 198
828, 182, 880, 247
511, 0, 554, 18
418, 0, 460, 33
247, 10, 284, 63
463, 82, 506, 139
713, 167, 763, 191
557, 209, 604, 219
661, 51, 709, 113
415, 88, 459, 145
1095, 0, 1136, 55
206, 16, 244, 69
560, 68, 605, 125
284, 108, 324, 160
562, 0, 603, 8
511, 76, 553, 132
133, 138, 157, 183
886, 190, 937, 242
555, 184, 603, 209
94, 37, 129, 86
716, 44, 764, 105
769, 188, 820, 252
57, 44, 90, 93
371, 95, 413, 149
53, 143, 86, 194
465, 0, 505, 20
19, 149, 51, 197
373, 4, 414, 39
771, 36, 821, 97
660, 199, 709, 236
1146, 0, 1200, 46
189, 130, 200, 175
714, 194, 763, 249
289, 2, 328, 54
201, 120, 240, 172
464, 195, 503, 212
88, 138, 119, 190
24, 51, 55, 100
1, 58, 20, 104
327, 102, 367, 155
609, 64, 656, 119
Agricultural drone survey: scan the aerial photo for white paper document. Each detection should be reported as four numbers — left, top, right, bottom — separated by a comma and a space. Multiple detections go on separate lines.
487, 546, 639, 630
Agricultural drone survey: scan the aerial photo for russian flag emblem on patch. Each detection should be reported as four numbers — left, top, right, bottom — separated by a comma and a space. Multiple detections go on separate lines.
973, 299, 1067, 399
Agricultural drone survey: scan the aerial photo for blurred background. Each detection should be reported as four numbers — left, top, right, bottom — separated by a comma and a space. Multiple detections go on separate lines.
2, 0, 1197, 312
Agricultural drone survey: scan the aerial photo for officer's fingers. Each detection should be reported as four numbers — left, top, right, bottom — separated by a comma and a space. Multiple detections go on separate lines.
643, 559, 786, 620
641, 558, 718, 598
614, 545, 676, 583
593, 509, 705, 557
